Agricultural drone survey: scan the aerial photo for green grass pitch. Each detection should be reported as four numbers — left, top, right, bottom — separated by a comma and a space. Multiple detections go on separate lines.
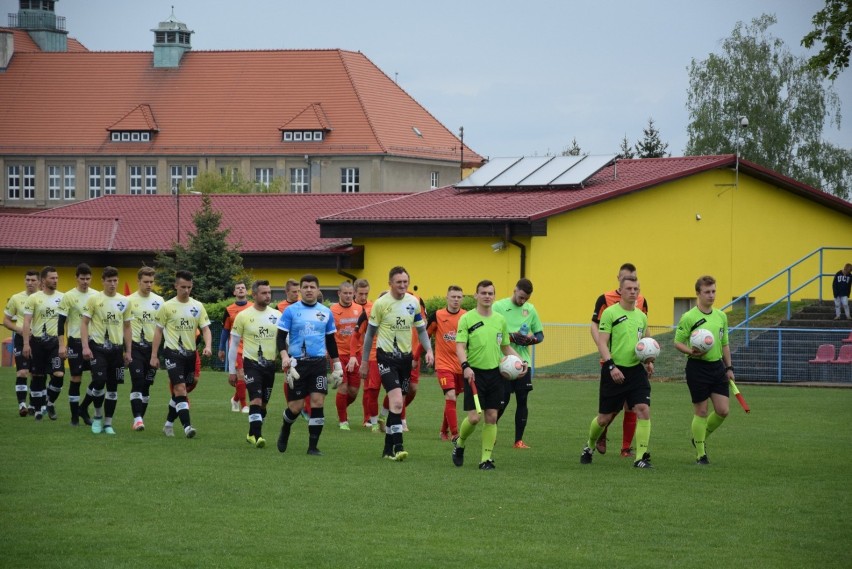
0, 367, 849, 568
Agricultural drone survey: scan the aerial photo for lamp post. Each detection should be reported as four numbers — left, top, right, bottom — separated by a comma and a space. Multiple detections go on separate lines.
173, 183, 180, 244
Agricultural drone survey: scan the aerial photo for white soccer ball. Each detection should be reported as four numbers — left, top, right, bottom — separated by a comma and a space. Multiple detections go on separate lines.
635, 337, 661, 362
499, 355, 524, 380
690, 328, 715, 354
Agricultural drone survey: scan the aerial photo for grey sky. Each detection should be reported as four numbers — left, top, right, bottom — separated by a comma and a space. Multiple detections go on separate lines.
5, 0, 850, 161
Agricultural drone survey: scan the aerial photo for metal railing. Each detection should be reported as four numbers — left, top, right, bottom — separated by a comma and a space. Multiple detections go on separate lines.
7, 12, 65, 30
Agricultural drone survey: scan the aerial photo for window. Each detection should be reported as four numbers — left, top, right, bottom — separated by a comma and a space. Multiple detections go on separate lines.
313, 131, 323, 141
294, 132, 303, 141
255, 168, 273, 188
169, 164, 198, 190
430, 171, 440, 188
219, 167, 238, 182
88, 166, 101, 198
170, 165, 183, 192
130, 166, 143, 195
111, 132, 121, 142
341, 167, 360, 193
290, 168, 310, 193
104, 166, 116, 195
110, 130, 152, 142
63, 165, 76, 199
283, 132, 293, 141
7, 166, 20, 199
141, 132, 150, 142
48, 165, 61, 200
185, 165, 197, 189
673, 298, 697, 326
22, 166, 35, 200
121, 132, 130, 141
131, 132, 140, 142
145, 165, 157, 194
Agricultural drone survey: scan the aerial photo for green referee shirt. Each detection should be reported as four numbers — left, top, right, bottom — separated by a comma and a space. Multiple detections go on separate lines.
456, 310, 509, 370
598, 303, 647, 367
674, 306, 729, 362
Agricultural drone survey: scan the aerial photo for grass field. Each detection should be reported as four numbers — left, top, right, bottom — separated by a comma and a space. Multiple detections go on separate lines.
1, 367, 849, 568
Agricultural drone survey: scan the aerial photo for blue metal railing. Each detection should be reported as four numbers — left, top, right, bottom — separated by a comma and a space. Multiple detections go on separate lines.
722, 247, 852, 341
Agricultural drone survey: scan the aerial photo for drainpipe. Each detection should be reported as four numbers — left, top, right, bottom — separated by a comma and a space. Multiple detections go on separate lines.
336, 255, 358, 283
505, 225, 526, 278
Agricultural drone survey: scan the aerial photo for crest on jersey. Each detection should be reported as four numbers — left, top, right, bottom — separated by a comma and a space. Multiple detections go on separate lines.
406, 303, 416, 316
315, 312, 326, 322
267, 314, 278, 324
189, 306, 199, 317
152, 301, 161, 310
117, 301, 126, 311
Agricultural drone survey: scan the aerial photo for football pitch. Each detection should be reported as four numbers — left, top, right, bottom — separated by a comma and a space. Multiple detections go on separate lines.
1, 367, 849, 568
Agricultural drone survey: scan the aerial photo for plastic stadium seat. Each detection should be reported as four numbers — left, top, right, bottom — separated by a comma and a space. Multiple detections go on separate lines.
809, 344, 836, 364
842, 331, 852, 344
832, 344, 852, 364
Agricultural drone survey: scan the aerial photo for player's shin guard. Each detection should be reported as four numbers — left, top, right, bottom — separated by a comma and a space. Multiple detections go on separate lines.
130, 390, 144, 420
79, 384, 95, 416
15, 376, 29, 405
174, 396, 191, 427
387, 411, 403, 447
249, 404, 263, 438
634, 418, 651, 459
691, 415, 708, 458
444, 399, 458, 436
482, 422, 497, 462
91, 386, 106, 418
706, 411, 726, 436
587, 417, 606, 449
622, 410, 637, 451
307, 407, 324, 450
335, 391, 349, 422
280, 408, 299, 449
47, 375, 64, 405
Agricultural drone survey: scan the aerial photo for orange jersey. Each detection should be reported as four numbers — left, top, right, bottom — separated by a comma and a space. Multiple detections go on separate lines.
330, 301, 366, 358
350, 302, 376, 361
410, 295, 428, 358
223, 301, 253, 357
427, 307, 466, 372
276, 299, 296, 313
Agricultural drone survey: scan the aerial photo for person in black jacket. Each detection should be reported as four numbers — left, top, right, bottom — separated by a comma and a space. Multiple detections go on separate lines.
833, 264, 852, 320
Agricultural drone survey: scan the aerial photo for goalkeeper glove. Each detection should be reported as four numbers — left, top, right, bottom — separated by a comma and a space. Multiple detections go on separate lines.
510, 332, 529, 346
330, 361, 344, 389
286, 358, 300, 389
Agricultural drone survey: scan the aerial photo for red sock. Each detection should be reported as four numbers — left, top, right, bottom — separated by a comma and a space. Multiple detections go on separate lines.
235, 380, 246, 406
365, 388, 379, 418
404, 390, 416, 406
623, 410, 637, 450
381, 394, 389, 413
304, 398, 311, 415
335, 391, 349, 422
444, 399, 458, 436
440, 412, 448, 434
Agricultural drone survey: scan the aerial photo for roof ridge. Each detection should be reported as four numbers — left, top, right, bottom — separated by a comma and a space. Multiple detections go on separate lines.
337, 50, 386, 153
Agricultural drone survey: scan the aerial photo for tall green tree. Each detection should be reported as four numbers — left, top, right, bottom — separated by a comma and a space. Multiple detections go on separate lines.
685, 14, 850, 200
802, 0, 852, 80
634, 118, 669, 158
155, 194, 245, 302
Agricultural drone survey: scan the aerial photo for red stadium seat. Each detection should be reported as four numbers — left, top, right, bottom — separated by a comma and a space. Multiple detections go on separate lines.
809, 344, 835, 364
842, 331, 852, 344
832, 344, 852, 364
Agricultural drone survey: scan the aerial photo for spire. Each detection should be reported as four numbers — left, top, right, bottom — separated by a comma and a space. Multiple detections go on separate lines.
151, 7, 193, 68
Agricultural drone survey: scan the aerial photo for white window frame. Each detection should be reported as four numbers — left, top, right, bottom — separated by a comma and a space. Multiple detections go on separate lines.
7, 165, 20, 200
48, 165, 61, 200
185, 165, 198, 189
313, 131, 323, 141
144, 165, 157, 195
22, 165, 35, 200
283, 132, 293, 141
290, 167, 310, 194
130, 165, 143, 195
255, 167, 273, 188
430, 171, 439, 188
341, 167, 360, 193
63, 165, 76, 200
170, 165, 183, 193
88, 165, 102, 198
103, 166, 116, 195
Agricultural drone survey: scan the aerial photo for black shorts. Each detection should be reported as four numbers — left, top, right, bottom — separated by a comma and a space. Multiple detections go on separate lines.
504, 367, 533, 395
286, 357, 327, 401
163, 347, 197, 387
464, 367, 505, 412
12, 334, 30, 372
66, 337, 91, 376
129, 342, 156, 384
88, 341, 125, 388
685, 358, 729, 403
244, 357, 276, 403
376, 349, 412, 395
30, 336, 63, 376
599, 363, 651, 414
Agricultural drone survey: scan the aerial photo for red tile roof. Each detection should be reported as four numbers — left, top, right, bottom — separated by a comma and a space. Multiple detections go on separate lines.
0, 194, 402, 254
0, 28, 87, 53
280, 103, 332, 131
318, 155, 852, 233
0, 48, 481, 164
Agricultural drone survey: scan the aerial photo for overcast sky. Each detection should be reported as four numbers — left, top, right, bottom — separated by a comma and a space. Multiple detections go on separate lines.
6, 0, 850, 160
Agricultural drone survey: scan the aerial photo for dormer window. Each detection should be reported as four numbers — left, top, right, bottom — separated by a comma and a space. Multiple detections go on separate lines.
111, 131, 152, 142
281, 130, 324, 142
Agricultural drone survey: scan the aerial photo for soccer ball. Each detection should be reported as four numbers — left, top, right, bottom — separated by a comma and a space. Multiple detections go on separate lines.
690, 328, 715, 354
634, 337, 661, 362
499, 355, 524, 380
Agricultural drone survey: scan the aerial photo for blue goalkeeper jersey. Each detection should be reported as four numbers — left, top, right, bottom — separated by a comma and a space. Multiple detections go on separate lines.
277, 301, 336, 359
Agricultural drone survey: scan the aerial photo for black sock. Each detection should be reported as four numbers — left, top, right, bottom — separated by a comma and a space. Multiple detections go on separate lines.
387, 410, 403, 449
104, 388, 118, 421
30, 375, 46, 413
515, 390, 529, 442
175, 395, 191, 427
15, 376, 28, 405
47, 375, 64, 405
249, 404, 263, 437
308, 407, 324, 450
140, 383, 151, 418
68, 381, 81, 420
79, 383, 95, 415
166, 396, 178, 423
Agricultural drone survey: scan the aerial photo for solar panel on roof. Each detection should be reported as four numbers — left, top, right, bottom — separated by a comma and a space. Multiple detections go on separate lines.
455, 154, 617, 189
